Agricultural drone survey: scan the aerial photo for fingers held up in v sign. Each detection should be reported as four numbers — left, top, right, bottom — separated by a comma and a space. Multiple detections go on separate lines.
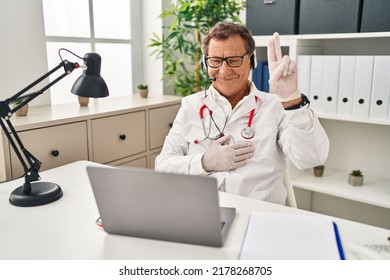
267, 32, 299, 101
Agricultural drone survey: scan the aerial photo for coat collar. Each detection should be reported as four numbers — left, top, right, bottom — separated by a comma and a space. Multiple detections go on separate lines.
203, 82, 264, 123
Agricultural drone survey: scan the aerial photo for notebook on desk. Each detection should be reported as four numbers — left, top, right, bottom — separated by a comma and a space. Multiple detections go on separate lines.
86, 165, 235, 247
239, 212, 345, 260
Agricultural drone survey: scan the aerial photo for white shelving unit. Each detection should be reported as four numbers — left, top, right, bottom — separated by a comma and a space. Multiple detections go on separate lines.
254, 33, 390, 229
293, 169, 390, 210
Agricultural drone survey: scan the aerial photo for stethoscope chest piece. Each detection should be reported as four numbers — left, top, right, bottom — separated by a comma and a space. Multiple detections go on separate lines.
241, 126, 255, 139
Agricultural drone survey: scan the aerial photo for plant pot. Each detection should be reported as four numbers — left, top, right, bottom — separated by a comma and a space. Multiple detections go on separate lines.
13, 103, 29, 116
139, 89, 148, 98
78, 96, 89, 107
313, 165, 324, 177
348, 174, 363, 186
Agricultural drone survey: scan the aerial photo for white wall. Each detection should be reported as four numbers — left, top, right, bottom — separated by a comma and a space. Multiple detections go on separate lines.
142, 0, 163, 96
0, 0, 50, 106
0, 0, 50, 181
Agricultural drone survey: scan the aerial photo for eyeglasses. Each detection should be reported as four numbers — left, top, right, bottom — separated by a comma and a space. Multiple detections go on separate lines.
206, 51, 250, 68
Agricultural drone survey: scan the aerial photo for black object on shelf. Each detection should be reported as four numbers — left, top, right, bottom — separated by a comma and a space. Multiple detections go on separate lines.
299, 0, 363, 34
361, 0, 390, 32
246, 0, 299, 35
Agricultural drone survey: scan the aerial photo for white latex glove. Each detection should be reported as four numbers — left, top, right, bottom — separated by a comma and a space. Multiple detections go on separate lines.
201, 135, 254, 172
267, 32, 301, 102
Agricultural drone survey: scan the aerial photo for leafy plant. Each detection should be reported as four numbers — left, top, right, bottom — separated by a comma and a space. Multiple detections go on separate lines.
149, 0, 246, 96
351, 169, 363, 177
15, 98, 24, 105
137, 84, 148, 90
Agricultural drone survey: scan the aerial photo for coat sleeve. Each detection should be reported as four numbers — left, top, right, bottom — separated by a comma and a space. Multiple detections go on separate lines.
277, 103, 330, 169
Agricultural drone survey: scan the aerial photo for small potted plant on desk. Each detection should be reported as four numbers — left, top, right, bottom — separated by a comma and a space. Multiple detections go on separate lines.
137, 84, 148, 98
348, 169, 364, 186
13, 98, 29, 116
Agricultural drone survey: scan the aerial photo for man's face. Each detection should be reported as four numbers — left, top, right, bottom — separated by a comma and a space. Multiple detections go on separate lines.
207, 35, 252, 97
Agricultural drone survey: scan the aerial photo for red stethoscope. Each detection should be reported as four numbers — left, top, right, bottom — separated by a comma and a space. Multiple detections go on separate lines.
194, 96, 258, 144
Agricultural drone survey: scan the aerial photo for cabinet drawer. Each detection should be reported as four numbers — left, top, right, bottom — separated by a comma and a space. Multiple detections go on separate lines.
92, 111, 146, 163
149, 151, 161, 169
113, 156, 148, 169
149, 104, 180, 150
10, 122, 88, 179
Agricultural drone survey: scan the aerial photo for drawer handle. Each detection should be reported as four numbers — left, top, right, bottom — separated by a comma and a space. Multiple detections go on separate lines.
119, 134, 126, 140
51, 150, 60, 157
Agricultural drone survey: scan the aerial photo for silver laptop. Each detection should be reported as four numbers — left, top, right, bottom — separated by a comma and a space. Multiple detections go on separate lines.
86, 165, 235, 247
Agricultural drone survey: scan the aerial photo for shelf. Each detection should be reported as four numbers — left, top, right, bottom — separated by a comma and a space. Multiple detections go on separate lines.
318, 114, 390, 126
253, 32, 390, 47
292, 169, 390, 210
2, 95, 182, 131
254, 30, 390, 226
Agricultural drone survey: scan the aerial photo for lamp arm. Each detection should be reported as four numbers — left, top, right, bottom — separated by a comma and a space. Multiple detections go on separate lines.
5, 60, 79, 112
0, 118, 39, 187
0, 59, 80, 188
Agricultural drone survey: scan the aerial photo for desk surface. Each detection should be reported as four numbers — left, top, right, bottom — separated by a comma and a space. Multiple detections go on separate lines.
1, 161, 389, 260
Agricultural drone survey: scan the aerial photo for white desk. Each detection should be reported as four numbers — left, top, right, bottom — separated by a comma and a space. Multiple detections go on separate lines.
0, 161, 389, 260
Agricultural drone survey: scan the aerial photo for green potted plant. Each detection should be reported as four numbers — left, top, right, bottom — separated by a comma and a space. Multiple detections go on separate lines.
348, 169, 364, 186
149, 0, 245, 96
13, 98, 29, 116
137, 84, 148, 98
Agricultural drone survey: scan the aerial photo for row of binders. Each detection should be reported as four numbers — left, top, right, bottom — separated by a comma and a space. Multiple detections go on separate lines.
298, 55, 390, 122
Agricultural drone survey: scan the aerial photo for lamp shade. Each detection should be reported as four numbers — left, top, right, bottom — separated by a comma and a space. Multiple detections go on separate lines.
71, 52, 109, 98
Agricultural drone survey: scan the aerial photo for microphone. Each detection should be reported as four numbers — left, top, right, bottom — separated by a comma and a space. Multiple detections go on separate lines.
201, 61, 216, 82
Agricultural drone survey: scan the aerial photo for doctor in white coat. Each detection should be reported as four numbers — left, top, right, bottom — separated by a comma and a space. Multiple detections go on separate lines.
155, 22, 329, 205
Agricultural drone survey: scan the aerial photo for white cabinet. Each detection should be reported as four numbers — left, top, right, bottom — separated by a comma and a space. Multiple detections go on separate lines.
254, 33, 390, 229
9, 122, 88, 179
149, 104, 181, 150
91, 111, 147, 164
1, 95, 181, 180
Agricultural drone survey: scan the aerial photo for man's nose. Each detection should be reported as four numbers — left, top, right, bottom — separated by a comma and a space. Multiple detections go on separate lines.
219, 60, 231, 72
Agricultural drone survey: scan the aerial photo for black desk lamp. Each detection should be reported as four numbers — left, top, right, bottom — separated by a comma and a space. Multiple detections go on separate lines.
0, 49, 109, 207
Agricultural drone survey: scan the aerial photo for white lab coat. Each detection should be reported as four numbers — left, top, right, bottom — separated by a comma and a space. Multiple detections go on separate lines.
155, 82, 329, 205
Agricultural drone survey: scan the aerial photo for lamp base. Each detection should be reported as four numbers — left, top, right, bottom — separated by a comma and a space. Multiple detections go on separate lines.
9, 181, 63, 207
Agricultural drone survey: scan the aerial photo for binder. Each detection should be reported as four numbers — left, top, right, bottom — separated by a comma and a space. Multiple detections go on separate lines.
321, 56, 340, 115
369, 56, 390, 121
309, 56, 324, 113
239, 212, 345, 260
262, 62, 269, 93
297, 55, 311, 97
352, 56, 374, 120
337, 56, 356, 117
252, 61, 270, 93
252, 61, 263, 91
